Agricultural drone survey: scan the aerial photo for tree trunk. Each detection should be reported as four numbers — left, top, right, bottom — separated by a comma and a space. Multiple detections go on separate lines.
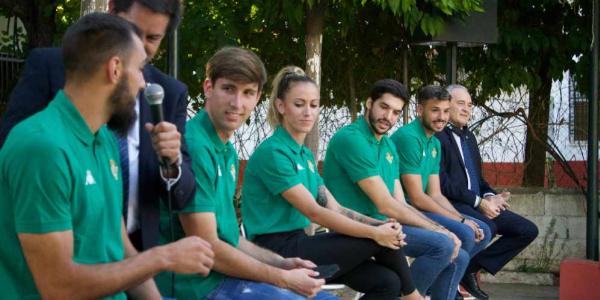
523, 59, 552, 186
304, 0, 326, 160
348, 62, 357, 121
402, 49, 409, 124
80, 0, 109, 16
20, 0, 58, 48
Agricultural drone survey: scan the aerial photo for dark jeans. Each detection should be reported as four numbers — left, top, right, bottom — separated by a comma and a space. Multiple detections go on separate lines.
454, 203, 539, 274
254, 230, 416, 300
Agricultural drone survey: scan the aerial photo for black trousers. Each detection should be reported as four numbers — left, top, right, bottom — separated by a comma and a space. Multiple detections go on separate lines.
254, 230, 416, 300
454, 203, 539, 274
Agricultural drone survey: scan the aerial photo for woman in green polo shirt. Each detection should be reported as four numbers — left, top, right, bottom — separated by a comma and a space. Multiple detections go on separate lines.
241, 66, 423, 300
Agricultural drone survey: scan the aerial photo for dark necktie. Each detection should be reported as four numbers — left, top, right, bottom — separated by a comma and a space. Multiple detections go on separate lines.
118, 136, 130, 223
459, 131, 481, 196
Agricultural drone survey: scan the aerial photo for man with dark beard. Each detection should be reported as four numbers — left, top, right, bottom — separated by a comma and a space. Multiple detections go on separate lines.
0, 0, 196, 253
0, 13, 213, 299
323, 79, 468, 300
391, 85, 492, 300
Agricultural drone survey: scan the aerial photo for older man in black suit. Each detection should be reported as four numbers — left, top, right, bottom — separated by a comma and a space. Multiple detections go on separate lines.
0, 0, 196, 252
436, 84, 538, 299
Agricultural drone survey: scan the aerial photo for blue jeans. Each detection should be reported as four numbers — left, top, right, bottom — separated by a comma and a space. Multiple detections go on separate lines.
424, 212, 492, 258
403, 225, 467, 300
205, 277, 339, 300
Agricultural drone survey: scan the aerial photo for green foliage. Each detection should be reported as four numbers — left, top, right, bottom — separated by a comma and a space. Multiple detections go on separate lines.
1, 0, 481, 109
459, 0, 588, 104
0, 16, 26, 55
54, 0, 80, 45
175, 0, 482, 110
0, 0, 80, 50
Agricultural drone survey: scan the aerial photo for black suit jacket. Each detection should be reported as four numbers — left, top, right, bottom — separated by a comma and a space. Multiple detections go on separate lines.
436, 125, 495, 207
0, 47, 196, 250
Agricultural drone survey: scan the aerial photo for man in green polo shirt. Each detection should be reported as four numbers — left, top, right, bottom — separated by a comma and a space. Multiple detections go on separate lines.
156, 47, 333, 300
0, 13, 213, 299
391, 85, 492, 299
323, 79, 468, 300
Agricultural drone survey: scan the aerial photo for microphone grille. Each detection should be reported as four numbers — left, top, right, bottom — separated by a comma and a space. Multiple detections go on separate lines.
144, 83, 164, 105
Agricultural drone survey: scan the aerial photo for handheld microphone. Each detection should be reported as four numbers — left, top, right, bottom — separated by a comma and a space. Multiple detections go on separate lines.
144, 83, 169, 166
144, 83, 165, 124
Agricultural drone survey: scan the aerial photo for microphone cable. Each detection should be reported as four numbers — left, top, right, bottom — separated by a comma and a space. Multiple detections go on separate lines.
163, 167, 177, 298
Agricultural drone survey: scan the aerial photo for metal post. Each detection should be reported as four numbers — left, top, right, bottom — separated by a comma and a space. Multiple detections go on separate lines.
587, 0, 599, 261
403, 49, 409, 124
167, 28, 179, 80
446, 42, 457, 84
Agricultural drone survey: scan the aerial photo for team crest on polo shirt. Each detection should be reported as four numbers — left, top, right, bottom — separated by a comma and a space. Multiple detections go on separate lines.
110, 159, 119, 180
230, 164, 236, 181
217, 166, 222, 177
432, 148, 438, 158
307, 160, 315, 173
386, 152, 393, 164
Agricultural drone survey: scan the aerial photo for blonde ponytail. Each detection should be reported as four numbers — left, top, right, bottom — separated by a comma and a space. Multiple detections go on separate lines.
267, 66, 313, 128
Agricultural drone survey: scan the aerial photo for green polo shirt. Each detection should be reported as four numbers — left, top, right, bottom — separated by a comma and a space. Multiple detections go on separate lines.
241, 126, 323, 241
0, 90, 124, 299
322, 117, 398, 220
156, 109, 240, 299
390, 118, 441, 198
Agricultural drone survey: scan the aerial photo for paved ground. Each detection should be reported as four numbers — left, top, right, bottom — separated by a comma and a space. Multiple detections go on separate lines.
481, 283, 558, 300
331, 283, 559, 299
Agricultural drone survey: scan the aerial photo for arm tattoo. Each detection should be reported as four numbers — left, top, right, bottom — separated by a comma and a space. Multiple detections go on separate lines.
316, 185, 328, 207
316, 185, 382, 226
341, 207, 383, 226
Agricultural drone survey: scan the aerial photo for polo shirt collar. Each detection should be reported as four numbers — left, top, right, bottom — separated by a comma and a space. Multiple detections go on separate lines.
274, 126, 302, 154
412, 118, 434, 142
447, 122, 469, 137
198, 109, 231, 153
356, 116, 379, 144
54, 89, 95, 145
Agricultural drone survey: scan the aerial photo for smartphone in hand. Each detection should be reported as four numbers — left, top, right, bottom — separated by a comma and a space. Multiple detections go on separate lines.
313, 264, 340, 280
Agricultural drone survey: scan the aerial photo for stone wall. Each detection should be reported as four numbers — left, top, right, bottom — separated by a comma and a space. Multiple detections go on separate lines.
487, 188, 595, 275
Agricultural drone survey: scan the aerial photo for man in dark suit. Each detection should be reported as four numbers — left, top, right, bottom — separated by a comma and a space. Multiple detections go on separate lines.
0, 0, 196, 252
437, 84, 538, 299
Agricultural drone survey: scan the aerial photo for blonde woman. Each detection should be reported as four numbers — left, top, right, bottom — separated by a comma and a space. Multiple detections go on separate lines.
241, 66, 423, 300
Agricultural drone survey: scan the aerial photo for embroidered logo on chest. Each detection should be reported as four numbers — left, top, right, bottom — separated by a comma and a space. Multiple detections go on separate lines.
431, 148, 438, 158
110, 159, 119, 180
230, 164, 236, 181
307, 160, 315, 173
386, 152, 393, 164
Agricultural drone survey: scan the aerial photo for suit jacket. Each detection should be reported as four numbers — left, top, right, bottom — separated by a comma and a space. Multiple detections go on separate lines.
436, 125, 495, 207
0, 47, 196, 250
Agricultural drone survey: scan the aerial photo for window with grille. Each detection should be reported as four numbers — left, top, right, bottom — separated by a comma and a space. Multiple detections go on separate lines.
569, 76, 596, 141
0, 53, 24, 108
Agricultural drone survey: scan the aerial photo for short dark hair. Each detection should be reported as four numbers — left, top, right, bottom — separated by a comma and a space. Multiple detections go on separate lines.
62, 12, 141, 81
113, 0, 182, 34
417, 85, 451, 105
370, 79, 409, 107
206, 47, 267, 91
